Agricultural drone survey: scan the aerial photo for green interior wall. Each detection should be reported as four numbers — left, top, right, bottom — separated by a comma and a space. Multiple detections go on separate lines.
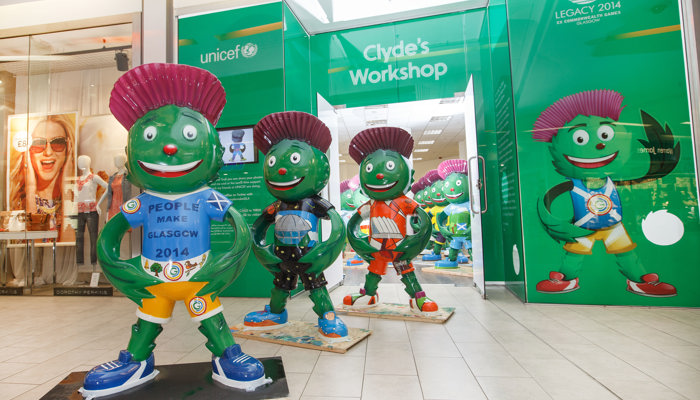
506, 0, 700, 306
486, 0, 524, 297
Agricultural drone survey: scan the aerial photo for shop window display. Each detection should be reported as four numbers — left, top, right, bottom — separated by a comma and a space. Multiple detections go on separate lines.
0, 24, 133, 292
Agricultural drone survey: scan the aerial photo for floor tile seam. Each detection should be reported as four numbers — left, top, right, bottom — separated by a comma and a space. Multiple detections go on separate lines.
477, 375, 558, 400
584, 318, 700, 368
404, 318, 431, 400
487, 298, 630, 400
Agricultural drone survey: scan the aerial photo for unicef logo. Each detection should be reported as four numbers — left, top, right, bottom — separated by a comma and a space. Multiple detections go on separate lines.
587, 194, 613, 216
241, 43, 258, 58
189, 297, 207, 315
569, 0, 596, 3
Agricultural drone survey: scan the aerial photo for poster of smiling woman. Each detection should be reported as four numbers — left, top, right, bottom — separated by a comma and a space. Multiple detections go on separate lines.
6, 112, 78, 243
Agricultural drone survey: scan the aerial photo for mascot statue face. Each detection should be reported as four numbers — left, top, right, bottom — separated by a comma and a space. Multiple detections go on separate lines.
429, 180, 447, 207
126, 104, 223, 193
359, 149, 413, 201
442, 173, 469, 204
263, 139, 329, 202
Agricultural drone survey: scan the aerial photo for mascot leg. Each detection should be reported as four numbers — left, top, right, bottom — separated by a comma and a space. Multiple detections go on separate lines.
80, 318, 162, 399
310, 286, 348, 341
202, 312, 270, 391
618, 251, 677, 297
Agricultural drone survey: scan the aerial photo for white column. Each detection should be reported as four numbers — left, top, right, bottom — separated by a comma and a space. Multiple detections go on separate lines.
141, 0, 173, 64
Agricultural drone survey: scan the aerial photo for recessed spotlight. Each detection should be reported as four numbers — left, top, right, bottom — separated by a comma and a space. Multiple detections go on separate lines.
418, 140, 434, 145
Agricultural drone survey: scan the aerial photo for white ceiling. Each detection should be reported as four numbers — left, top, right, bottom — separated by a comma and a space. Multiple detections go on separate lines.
0, 23, 132, 75
285, 0, 487, 34
336, 95, 467, 166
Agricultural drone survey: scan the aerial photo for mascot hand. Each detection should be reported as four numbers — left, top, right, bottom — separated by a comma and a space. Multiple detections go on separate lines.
537, 199, 591, 242
101, 257, 159, 305
252, 243, 283, 274
348, 233, 376, 262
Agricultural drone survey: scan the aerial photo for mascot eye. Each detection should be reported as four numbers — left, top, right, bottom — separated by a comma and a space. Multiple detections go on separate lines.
597, 125, 615, 142
365, 163, 374, 173
183, 125, 197, 140
456, 180, 462, 186
386, 160, 396, 170
432, 187, 436, 193
444, 181, 450, 188
572, 129, 589, 146
144, 126, 157, 141
290, 152, 301, 164
267, 155, 276, 167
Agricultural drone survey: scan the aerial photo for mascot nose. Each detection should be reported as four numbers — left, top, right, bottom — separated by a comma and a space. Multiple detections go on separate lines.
451, 188, 455, 192
163, 144, 178, 155
376, 173, 384, 179
596, 143, 605, 150
278, 168, 287, 175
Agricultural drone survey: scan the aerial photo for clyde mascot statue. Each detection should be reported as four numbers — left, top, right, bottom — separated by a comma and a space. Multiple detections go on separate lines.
243, 111, 348, 341
343, 127, 436, 312
80, 63, 269, 399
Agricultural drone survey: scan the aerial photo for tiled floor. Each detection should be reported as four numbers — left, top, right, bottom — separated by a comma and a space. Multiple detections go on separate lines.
1, 279, 700, 399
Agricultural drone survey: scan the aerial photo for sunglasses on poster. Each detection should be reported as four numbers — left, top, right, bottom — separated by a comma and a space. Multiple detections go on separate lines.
29, 137, 67, 153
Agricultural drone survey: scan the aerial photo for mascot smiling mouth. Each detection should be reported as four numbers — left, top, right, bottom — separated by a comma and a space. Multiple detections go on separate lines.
565, 152, 618, 169
364, 181, 397, 192
267, 177, 304, 191
138, 159, 202, 178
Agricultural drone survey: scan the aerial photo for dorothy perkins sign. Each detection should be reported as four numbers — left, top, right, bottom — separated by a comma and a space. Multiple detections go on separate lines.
350, 38, 448, 84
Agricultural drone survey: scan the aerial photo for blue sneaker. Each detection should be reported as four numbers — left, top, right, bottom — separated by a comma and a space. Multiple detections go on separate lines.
79, 350, 158, 399
317, 311, 349, 342
435, 260, 459, 269
422, 253, 442, 261
243, 305, 288, 330
212, 344, 271, 391
457, 255, 471, 264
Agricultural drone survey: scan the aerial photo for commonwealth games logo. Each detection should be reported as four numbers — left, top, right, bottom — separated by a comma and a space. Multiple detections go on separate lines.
189, 297, 207, 316
587, 194, 613, 216
164, 262, 184, 281
122, 199, 141, 214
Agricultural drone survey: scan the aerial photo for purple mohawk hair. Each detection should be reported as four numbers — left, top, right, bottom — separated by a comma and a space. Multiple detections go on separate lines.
533, 89, 625, 142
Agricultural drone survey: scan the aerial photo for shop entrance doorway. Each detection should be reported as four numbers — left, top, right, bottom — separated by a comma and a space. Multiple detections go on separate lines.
324, 77, 486, 296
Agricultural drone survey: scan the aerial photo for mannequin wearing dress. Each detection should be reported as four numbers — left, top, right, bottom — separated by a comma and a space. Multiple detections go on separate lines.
76, 155, 107, 265
98, 154, 131, 222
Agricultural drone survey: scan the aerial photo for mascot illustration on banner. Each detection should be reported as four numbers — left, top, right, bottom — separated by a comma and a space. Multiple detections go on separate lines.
243, 111, 349, 341
534, 89, 679, 297
80, 64, 269, 399
343, 127, 435, 312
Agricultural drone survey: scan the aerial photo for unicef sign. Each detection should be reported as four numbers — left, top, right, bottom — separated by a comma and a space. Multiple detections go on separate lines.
199, 42, 259, 65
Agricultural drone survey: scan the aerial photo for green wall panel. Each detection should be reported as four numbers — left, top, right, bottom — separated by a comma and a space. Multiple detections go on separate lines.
179, 2, 285, 297
506, 0, 700, 306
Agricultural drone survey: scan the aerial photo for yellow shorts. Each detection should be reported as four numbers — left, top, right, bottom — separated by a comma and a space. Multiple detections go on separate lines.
563, 222, 637, 255
137, 281, 222, 324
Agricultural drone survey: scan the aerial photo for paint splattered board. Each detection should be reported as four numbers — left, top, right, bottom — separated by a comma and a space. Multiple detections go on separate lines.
230, 320, 371, 354
421, 265, 474, 277
336, 303, 455, 324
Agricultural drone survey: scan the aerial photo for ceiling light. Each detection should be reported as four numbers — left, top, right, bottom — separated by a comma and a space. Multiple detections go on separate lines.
418, 140, 434, 145
414, 149, 429, 153
423, 129, 442, 135
429, 116, 451, 122
366, 119, 387, 126
413, 157, 423, 161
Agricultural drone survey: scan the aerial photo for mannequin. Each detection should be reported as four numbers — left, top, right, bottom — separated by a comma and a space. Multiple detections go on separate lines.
76, 155, 107, 265
98, 154, 131, 222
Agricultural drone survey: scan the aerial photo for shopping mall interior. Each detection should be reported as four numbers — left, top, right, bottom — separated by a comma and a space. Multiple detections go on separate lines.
0, 0, 699, 399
